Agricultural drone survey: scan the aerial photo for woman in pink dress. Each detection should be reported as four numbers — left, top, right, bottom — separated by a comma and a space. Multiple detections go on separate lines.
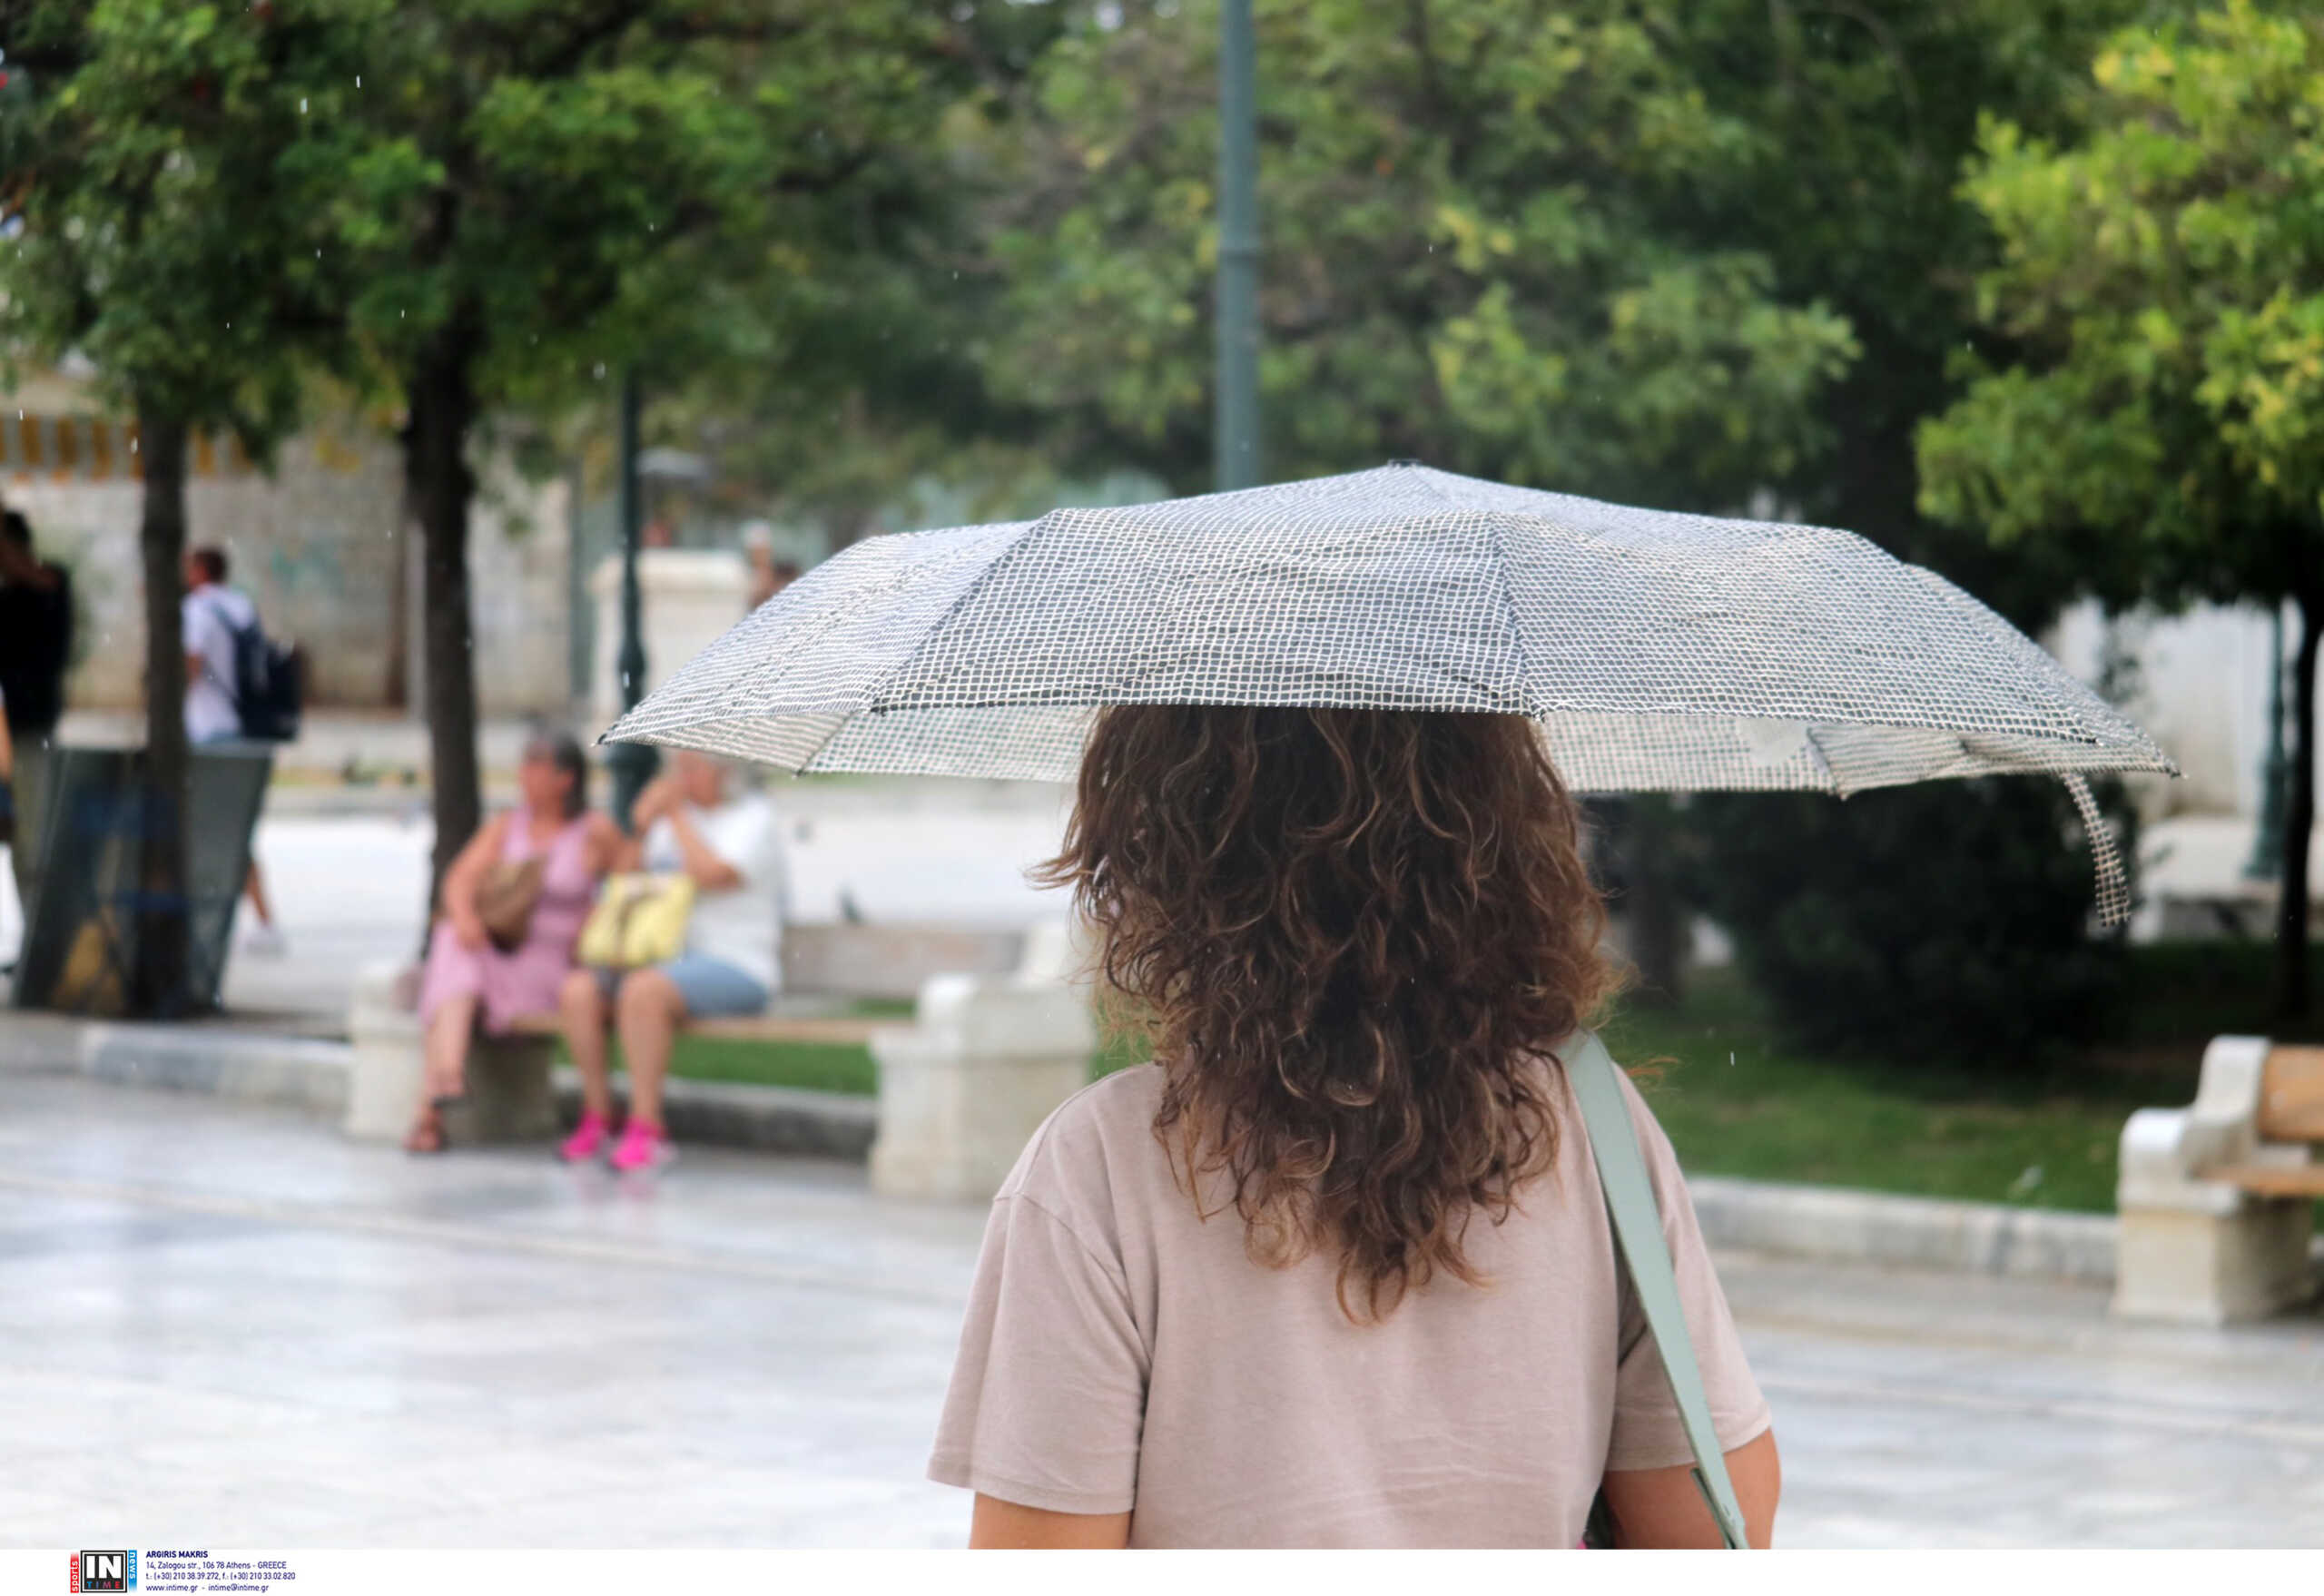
405, 732, 623, 1153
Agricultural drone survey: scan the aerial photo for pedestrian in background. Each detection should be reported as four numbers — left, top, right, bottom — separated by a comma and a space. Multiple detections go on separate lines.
931, 705, 1781, 1548
0, 507, 74, 926
741, 520, 799, 611
182, 545, 285, 954
404, 731, 623, 1156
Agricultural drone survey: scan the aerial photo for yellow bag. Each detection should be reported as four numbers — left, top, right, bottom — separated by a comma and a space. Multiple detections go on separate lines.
576, 872, 696, 970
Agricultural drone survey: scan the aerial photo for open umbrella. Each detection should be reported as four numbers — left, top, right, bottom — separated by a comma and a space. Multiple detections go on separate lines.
603, 463, 2175, 921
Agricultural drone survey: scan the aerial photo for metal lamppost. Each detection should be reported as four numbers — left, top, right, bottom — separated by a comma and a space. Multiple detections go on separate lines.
2248, 605, 2289, 882
1214, 0, 1260, 492
606, 369, 659, 830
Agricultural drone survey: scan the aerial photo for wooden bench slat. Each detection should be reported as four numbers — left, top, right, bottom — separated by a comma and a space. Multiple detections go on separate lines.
2260, 1046, 2324, 1142
499, 1010, 883, 1047
689, 1016, 885, 1047
2212, 1164, 2324, 1199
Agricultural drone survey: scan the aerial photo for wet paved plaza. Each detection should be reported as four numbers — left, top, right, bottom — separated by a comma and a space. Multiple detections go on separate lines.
2, 1070, 2320, 1549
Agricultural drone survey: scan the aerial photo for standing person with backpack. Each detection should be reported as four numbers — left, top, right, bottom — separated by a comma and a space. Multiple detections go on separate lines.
182, 545, 290, 955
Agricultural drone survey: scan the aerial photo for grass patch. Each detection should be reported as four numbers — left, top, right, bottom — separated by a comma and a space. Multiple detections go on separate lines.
561, 1034, 881, 1097
1601, 971, 2152, 1214
665, 1036, 877, 1096
1605, 939, 2320, 1215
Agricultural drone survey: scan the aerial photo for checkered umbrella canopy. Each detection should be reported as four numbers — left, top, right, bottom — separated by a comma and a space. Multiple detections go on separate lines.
604, 464, 2175, 921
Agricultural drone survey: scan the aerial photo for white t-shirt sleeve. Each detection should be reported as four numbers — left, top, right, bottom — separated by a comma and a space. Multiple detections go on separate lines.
715, 798, 779, 892
182, 593, 222, 663
928, 1189, 1147, 1514
640, 815, 679, 874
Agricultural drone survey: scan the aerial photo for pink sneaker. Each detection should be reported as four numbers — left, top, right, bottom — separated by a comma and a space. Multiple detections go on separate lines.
558, 1110, 614, 1164
608, 1118, 673, 1173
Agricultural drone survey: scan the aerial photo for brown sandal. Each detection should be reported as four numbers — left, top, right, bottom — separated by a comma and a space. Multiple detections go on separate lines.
403, 1103, 448, 1155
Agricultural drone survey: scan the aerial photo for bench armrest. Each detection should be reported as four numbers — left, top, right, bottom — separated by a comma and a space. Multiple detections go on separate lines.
2118, 1036, 2305, 1214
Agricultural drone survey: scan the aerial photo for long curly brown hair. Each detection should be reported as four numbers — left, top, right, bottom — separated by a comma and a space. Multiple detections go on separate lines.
1037, 704, 1615, 1321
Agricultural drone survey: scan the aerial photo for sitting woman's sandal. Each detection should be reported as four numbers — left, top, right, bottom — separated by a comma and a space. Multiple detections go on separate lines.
403, 1102, 450, 1155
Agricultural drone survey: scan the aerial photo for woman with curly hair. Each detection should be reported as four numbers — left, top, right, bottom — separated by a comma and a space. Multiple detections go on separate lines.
929, 705, 1779, 1549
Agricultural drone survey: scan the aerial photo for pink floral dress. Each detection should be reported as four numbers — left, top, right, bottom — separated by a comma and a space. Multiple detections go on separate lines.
418, 813, 597, 1033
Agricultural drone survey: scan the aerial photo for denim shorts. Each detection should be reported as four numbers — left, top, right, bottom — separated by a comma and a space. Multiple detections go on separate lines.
599, 955, 768, 1019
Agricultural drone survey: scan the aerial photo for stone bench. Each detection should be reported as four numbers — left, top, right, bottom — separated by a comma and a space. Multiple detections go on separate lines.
341, 920, 1097, 1181
867, 955, 1097, 1205
344, 970, 889, 1147
2115, 1037, 2324, 1324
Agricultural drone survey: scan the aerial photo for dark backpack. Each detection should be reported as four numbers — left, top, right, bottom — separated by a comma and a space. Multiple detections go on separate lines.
206, 594, 304, 743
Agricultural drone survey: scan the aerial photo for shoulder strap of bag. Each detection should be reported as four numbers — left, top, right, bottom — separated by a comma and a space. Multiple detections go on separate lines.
193, 588, 251, 710
1566, 1029, 1749, 1551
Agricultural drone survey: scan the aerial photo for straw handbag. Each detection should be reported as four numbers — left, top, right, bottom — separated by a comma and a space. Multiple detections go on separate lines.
576, 872, 696, 970
474, 856, 545, 953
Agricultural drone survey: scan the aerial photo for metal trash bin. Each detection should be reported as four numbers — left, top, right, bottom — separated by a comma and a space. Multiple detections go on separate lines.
9, 744, 271, 1017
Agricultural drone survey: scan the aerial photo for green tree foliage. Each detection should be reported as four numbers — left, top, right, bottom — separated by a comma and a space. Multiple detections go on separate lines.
647, 1, 1097, 546
1620, 0, 2154, 1044
1919, 2, 2324, 1016
0, 0, 372, 1014
307, 1, 970, 898
0, 1, 365, 457
1685, 782, 2135, 1062
974, 0, 1858, 503
1652, 0, 2145, 616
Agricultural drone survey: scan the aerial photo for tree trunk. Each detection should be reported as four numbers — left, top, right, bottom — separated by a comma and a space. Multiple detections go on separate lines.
1626, 795, 1687, 1007
384, 489, 410, 712
407, 320, 483, 925
131, 405, 192, 1019
2277, 595, 2320, 1022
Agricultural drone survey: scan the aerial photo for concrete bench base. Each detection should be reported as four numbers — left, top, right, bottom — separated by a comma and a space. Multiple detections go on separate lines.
2115, 1037, 2321, 1324
868, 972, 1096, 1205
344, 965, 559, 1146
2114, 1196, 2314, 1325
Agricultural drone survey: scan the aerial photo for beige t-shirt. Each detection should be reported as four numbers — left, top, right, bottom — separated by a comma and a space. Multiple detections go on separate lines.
929, 1056, 1770, 1548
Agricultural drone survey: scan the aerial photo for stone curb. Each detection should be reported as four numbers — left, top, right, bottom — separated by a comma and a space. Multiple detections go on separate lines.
556, 1073, 875, 1162
3, 1013, 352, 1117
14, 1011, 2299, 1286
1688, 1175, 2119, 1286
1, 1011, 879, 1164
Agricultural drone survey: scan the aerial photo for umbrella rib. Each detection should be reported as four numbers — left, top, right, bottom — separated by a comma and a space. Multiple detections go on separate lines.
1481, 509, 1541, 719
621, 709, 851, 776
862, 517, 1052, 711
1797, 723, 1845, 795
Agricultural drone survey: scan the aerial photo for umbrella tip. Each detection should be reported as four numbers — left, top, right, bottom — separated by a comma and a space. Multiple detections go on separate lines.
1384, 458, 1424, 468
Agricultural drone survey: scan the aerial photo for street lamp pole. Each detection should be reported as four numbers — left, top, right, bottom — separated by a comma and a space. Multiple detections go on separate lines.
607, 368, 658, 830
2248, 604, 2289, 881
1214, 0, 1260, 492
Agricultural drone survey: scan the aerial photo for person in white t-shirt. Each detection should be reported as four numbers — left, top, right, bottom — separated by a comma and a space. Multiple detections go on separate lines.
182, 546, 282, 953
556, 749, 784, 1173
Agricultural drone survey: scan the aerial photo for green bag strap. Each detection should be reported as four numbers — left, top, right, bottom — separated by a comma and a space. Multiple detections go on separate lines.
1566, 1030, 1749, 1551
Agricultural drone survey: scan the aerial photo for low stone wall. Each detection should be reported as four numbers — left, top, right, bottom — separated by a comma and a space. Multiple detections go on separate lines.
781, 923, 1025, 1002
13, 1006, 2317, 1296
1689, 1176, 2119, 1285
